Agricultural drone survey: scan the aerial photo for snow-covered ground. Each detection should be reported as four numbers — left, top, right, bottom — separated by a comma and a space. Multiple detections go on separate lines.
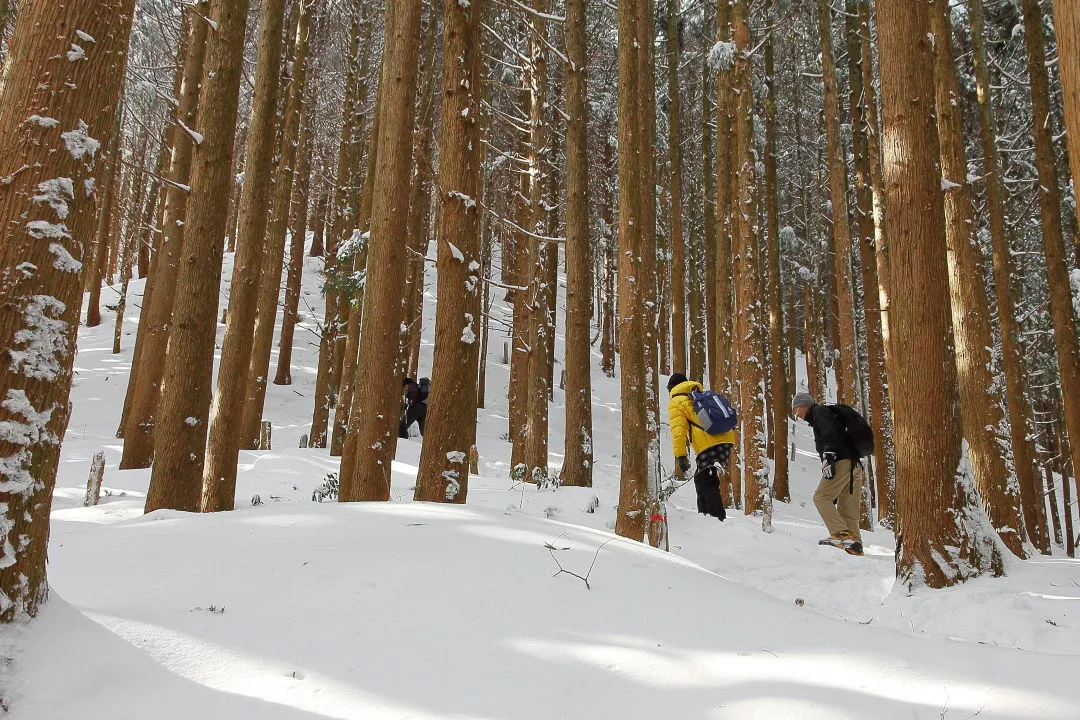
3, 244, 1080, 718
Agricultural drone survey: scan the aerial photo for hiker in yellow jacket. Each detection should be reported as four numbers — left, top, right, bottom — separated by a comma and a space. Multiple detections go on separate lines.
667, 373, 734, 520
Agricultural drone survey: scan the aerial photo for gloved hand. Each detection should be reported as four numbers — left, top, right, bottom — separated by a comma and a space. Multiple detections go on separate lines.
677, 456, 691, 475
821, 452, 836, 480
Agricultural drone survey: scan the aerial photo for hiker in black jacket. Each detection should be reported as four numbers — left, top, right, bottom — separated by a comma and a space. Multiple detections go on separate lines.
398, 377, 429, 438
792, 392, 865, 556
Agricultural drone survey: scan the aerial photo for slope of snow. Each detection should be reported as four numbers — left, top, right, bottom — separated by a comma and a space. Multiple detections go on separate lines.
2, 239, 1079, 717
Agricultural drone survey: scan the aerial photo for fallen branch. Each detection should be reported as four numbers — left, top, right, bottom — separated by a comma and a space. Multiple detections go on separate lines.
544, 534, 613, 590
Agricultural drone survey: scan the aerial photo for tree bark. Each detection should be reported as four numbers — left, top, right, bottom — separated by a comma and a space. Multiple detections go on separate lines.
561, 0, 593, 488
817, 0, 858, 406
851, 0, 894, 527
929, 0, 1027, 558
1020, 0, 1080, 548
414, 0, 484, 504
200, 0, 289, 513
967, 0, 1045, 553
1051, 0, 1080, 261
120, 2, 209, 469
666, 0, 686, 375
764, 0, 788, 503
144, 0, 251, 514
614, 0, 650, 542
713, 1, 733, 396
85, 110, 123, 328
0, 0, 135, 622
239, 3, 312, 449
274, 114, 313, 387
337, 0, 422, 502
877, 0, 1001, 589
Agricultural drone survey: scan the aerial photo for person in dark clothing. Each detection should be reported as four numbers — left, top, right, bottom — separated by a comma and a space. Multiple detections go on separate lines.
668, 373, 732, 521
792, 392, 864, 555
399, 376, 429, 439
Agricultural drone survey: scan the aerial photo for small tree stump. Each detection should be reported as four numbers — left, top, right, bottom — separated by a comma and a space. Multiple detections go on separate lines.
299, 433, 309, 448
501, 342, 509, 365
84, 451, 105, 507
469, 445, 479, 474
259, 421, 272, 450
559, 370, 566, 390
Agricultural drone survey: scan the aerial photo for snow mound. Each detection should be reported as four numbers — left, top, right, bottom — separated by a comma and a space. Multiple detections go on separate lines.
15, 502, 1079, 719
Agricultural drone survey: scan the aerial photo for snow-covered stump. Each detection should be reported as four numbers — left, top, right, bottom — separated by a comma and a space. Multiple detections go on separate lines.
299, 433, 308, 449
469, 445, 479, 474
258, 421, 272, 450
84, 451, 106, 507
501, 342, 509, 365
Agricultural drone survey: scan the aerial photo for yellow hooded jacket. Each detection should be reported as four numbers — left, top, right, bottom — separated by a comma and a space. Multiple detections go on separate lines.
668, 380, 737, 458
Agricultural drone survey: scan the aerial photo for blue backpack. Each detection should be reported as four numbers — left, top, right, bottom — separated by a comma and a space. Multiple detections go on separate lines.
688, 390, 738, 435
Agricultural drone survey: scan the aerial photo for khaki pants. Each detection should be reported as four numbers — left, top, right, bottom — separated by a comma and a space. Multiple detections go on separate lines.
813, 459, 865, 542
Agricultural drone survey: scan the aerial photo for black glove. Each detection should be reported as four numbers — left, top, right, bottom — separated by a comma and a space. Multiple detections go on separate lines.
677, 456, 691, 474
821, 452, 836, 480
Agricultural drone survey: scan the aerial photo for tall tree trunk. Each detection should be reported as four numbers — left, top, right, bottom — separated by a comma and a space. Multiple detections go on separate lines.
817, 0, 858, 405
329, 9, 380, 457
144, 0, 251, 514
1051, 0, 1080, 261
274, 115, 313, 387
511, 3, 550, 475
116, 23, 188, 440
0, 0, 134, 623
337, 0, 422, 502
239, 4, 312, 449
929, 0, 1027, 557
968, 0, 1044, 553
309, 11, 366, 448
694, 35, 713, 385
877, 0, 1002, 588
730, 0, 769, 529
666, 0, 686, 375
85, 110, 123, 328
764, 0, 788, 503
309, 187, 327, 258
120, 2, 209, 469
1021, 0, 1080, 542
851, 0, 894, 527
415, 0, 484, 504
561, 0, 593, 488
614, 0, 650, 542
713, 1, 733, 396
200, 0, 289, 513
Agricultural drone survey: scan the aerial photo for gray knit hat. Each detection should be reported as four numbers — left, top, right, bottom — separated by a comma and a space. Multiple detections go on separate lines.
791, 392, 816, 410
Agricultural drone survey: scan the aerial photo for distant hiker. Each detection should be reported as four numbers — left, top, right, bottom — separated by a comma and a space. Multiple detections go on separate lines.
398, 377, 430, 439
668, 373, 738, 521
791, 392, 871, 557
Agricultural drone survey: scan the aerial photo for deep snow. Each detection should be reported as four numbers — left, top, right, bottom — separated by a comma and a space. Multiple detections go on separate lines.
2, 242, 1079, 718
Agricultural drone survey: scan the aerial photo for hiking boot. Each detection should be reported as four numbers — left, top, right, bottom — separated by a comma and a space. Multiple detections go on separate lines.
818, 530, 857, 548
844, 541, 864, 556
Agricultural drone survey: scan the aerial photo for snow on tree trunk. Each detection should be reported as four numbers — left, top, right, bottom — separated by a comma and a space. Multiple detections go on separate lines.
0, 0, 135, 622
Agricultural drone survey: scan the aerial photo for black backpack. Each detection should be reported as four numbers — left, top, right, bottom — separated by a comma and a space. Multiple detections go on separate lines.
418, 378, 431, 403
829, 403, 874, 459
